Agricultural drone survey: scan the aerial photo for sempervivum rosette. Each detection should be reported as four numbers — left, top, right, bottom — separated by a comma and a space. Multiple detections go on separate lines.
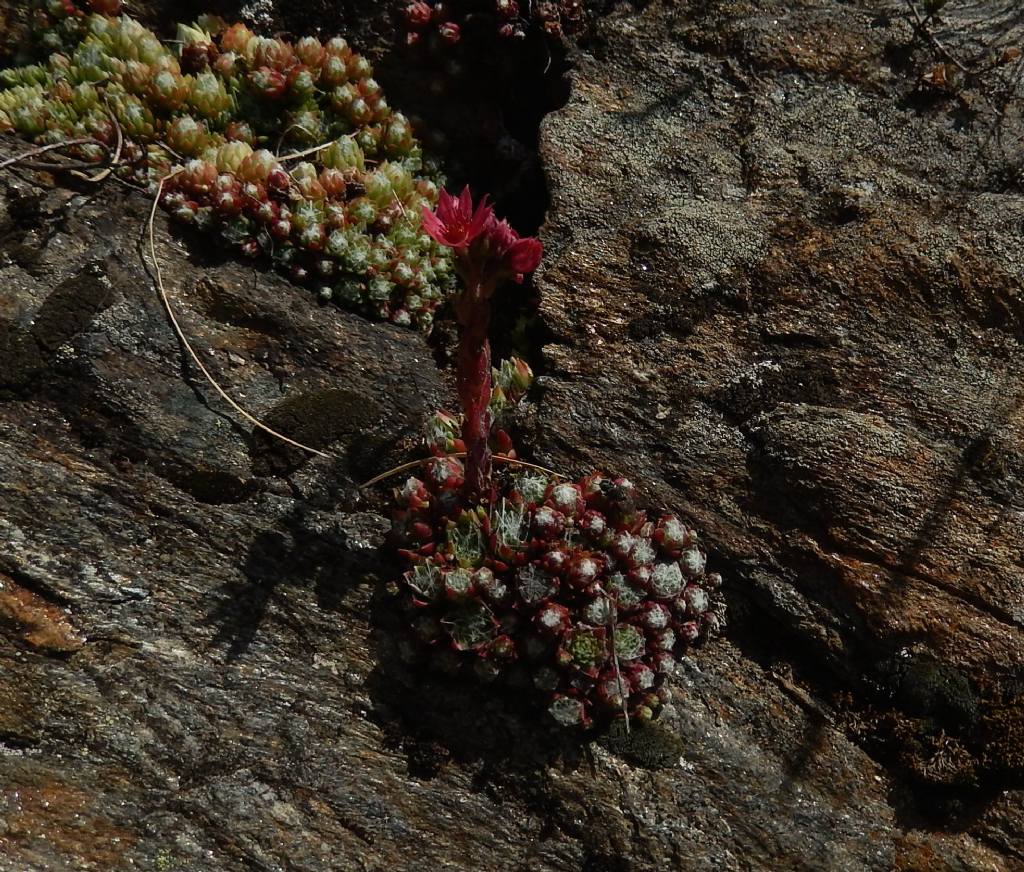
1, 9, 453, 328
388, 457, 725, 728
385, 188, 723, 728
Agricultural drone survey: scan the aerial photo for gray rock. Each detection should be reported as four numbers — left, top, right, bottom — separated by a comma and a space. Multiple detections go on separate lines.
530, 0, 1024, 866
1, 1, 1023, 870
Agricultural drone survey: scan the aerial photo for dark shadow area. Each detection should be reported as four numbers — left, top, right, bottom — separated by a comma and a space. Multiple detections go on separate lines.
581, 853, 633, 872
712, 507, 1022, 834
361, 617, 674, 864
849, 646, 1024, 832
887, 779, 1007, 832
365, 594, 582, 778
363, 618, 619, 851
893, 388, 1024, 586
206, 502, 385, 661
248, 387, 382, 479
713, 356, 843, 427
367, 570, 709, 804
779, 710, 831, 795
42, 351, 259, 504
365, 11, 575, 372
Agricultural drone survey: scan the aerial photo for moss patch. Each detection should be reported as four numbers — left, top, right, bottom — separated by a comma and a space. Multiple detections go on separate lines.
261, 388, 380, 450
598, 718, 684, 769
893, 657, 979, 732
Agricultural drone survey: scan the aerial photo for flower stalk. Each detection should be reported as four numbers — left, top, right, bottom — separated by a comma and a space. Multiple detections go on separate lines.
394, 199, 725, 732
456, 281, 494, 495
421, 186, 543, 497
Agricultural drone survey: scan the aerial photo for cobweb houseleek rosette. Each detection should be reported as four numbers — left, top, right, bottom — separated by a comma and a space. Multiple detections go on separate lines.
388, 461, 726, 728
388, 189, 725, 728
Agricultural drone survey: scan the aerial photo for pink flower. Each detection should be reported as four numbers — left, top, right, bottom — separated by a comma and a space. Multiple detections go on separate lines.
484, 218, 544, 281
421, 185, 493, 251
423, 187, 543, 284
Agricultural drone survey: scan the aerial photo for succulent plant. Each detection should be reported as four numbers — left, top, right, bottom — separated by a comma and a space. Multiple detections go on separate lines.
400, 0, 587, 46
389, 461, 726, 728
419, 186, 542, 493
386, 189, 723, 729
2, 6, 454, 328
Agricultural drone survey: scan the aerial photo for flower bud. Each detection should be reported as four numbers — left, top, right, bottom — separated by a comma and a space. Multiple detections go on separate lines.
165, 115, 209, 156
680, 547, 706, 578
649, 562, 683, 599
495, 0, 519, 19
224, 120, 256, 145
648, 627, 676, 652
288, 65, 317, 100
324, 37, 351, 59
321, 55, 348, 87
322, 136, 365, 172
640, 602, 672, 630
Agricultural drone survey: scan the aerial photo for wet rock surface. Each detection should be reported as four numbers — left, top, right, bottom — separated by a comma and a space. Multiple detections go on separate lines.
1, 1, 1023, 870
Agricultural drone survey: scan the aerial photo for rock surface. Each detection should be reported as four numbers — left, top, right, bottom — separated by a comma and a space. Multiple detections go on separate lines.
1, 1, 1023, 870
531, 0, 1024, 864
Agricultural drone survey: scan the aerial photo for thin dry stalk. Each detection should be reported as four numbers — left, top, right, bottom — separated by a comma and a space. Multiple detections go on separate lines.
147, 170, 333, 459
906, 0, 983, 75
70, 114, 122, 183
0, 137, 106, 172
360, 453, 563, 489
596, 583, 631, 734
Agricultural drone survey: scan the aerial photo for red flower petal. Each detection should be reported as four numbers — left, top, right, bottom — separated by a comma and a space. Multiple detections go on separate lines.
469, 201, 494, 240
436, 187, 459, 226
504, 236, 543, 274
485, 218, 517, 254
457, 184, 473, 216
422, 186, 496, 251
421, 204, 447, 245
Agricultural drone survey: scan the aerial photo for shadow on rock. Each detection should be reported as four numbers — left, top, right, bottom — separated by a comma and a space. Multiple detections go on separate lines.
365, 609, 585, 781
205, 505, 389, 661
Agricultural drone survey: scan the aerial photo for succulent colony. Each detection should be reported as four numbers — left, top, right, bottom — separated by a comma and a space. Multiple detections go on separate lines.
389, 189, 725, 728
2, 0, 454, 327
401, 0, 587, 45
4, 1, 726, 731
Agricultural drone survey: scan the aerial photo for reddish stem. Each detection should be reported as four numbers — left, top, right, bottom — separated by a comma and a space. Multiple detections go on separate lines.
455, 282, 493, 498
